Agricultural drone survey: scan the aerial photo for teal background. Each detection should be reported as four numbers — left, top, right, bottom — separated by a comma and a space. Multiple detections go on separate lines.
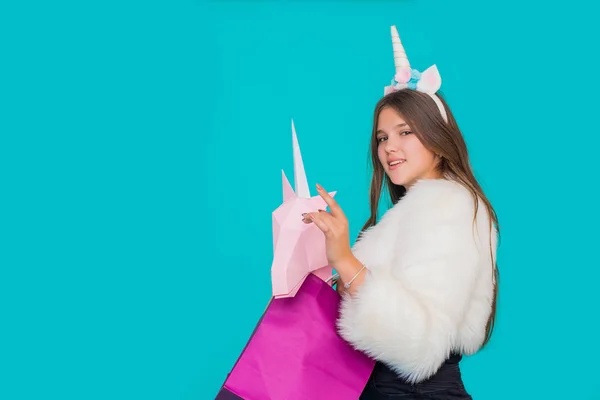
1, 0, 599, 399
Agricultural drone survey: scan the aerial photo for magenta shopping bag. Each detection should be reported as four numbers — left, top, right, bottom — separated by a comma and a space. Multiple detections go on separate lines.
215, 272, 375, 400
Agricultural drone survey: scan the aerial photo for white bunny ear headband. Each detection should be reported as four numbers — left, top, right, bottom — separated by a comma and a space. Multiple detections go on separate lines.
383, 25, 448, 123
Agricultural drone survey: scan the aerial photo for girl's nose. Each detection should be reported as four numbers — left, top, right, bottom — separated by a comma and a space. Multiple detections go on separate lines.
385, 139, 398, 153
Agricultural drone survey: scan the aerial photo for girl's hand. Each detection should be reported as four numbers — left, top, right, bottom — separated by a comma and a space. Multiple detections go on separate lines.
335, 277, 348, 296
302, 184, 353, 268
329, 274, 348, 296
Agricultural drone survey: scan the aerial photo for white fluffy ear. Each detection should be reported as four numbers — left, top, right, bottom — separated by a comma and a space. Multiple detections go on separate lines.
416, 64, 442, 94
384, 85, 395, 96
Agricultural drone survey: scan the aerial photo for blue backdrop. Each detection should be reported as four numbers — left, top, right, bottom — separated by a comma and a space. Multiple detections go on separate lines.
1, 1, 599, 399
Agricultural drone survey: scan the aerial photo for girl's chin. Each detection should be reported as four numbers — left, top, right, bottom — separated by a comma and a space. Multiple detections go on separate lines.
389, 178, 407, 187
387, 172, 407, 186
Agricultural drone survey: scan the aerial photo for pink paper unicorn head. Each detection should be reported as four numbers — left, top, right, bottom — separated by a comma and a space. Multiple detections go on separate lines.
270, 120, 336, 298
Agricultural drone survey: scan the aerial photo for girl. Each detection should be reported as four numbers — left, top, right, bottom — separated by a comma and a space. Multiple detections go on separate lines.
303, 26, 498, 399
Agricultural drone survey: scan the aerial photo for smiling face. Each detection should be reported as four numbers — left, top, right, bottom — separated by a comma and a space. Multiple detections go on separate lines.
376, 106, 442, 187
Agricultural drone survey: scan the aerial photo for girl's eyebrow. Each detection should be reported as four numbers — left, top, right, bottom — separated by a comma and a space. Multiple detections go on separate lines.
377, 123, 409, 135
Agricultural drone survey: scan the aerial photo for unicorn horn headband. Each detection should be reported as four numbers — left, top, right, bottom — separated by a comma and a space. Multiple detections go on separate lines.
383, 25, 448, 123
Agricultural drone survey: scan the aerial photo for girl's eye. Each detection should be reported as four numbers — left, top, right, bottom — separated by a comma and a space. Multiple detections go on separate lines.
400, 130, 412, 136
377, 137, 387, 142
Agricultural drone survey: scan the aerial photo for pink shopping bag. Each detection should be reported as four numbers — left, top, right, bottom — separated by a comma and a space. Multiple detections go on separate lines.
215, 272, 375, 400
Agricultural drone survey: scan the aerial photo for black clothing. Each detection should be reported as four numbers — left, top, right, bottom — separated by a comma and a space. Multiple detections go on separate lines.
360, 354, 472, 399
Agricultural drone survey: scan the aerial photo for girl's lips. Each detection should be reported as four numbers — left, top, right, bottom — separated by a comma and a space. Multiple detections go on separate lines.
389, 160, 405, 170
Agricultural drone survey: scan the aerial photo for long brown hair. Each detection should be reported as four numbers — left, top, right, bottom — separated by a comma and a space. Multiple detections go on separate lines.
361, 88, 499, 348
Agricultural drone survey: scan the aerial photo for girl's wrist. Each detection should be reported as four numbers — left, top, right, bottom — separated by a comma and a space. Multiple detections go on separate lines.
334, 255, 367, 290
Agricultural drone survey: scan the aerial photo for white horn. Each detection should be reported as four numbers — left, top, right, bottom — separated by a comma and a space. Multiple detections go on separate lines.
291, 119, 310, 198
391, 25, 410, 73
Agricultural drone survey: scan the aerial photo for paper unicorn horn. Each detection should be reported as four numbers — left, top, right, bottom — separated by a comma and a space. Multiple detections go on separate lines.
270, 120, 336, 298
384, 25, 448, 123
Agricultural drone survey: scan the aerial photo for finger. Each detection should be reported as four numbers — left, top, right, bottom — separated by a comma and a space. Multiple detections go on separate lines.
326, 273, 340, 284
306, 211, 331, 233
303, 210, 340, 232
336, 280, 347, 295
320, 210, 348, 234
315, 184, 345, 219
317, 209, 338, 225
304, 210, 333, 222
301, 211, 331, 224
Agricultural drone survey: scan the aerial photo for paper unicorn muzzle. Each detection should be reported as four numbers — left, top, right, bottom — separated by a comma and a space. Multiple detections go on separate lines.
270, 120, 336, 298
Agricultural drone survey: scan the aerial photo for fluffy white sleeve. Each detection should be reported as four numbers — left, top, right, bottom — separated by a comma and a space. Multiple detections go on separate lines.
336, 200, 483, 383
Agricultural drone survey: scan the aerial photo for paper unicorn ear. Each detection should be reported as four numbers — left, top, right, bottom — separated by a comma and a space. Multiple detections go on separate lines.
281, 170, 295, 202
383, 25, 448, 123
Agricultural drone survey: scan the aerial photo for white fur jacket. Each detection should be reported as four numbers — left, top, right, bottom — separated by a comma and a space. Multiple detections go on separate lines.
337, 178, 497, 383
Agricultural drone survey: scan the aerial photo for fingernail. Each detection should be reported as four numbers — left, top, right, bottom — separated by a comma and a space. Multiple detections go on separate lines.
316, 183, 322, 190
